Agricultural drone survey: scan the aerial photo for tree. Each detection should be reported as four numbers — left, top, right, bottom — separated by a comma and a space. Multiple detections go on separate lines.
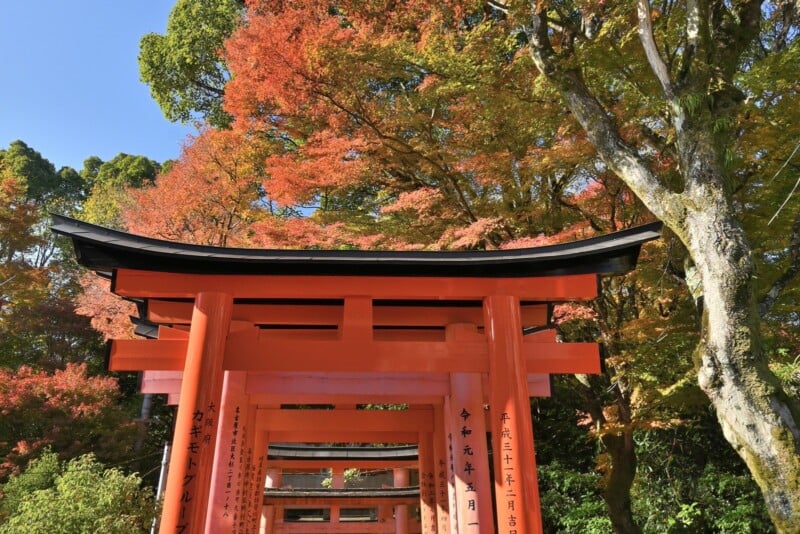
138, 0, 244, 128
517, 2, 800, 529
80, 153, 161, 229
122, 128, 268, 246
0, 364, 136, 478
0, 144, 103, 370
0, 163, 40, 285
0, 451, 157, 533
0, 141, 84, 207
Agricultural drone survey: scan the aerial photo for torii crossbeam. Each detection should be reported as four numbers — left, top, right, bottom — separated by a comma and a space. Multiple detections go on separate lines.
52, 215, 660, 534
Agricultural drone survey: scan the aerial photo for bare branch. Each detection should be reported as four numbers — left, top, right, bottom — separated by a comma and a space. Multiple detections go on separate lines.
768, 163, 800, 226
637, 0, 675, 99
486, 0, 509, 14
676, 0, 701, 83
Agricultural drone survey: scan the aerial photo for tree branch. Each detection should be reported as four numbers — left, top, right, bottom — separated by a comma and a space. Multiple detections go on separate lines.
760, 211, 800, 315
526, 4, 684, 229
637, 0, 675, 99
190, 78, 225, 97
676, 0, 701, 84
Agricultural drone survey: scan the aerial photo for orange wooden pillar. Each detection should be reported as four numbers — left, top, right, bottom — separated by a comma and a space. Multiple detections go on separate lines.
485, 295, 543, 534
419, 430, 438, 533
433, 404, 451, 533
206, 371, 248, 531
394, 467, 410, 534
160, 292, 233, 533
443, 396, 459, 534
449, 372, 494, 533
236, 403, 258, 533
247, 429, 269, 533
330, 467, 345, 525
447, 324, 493, 534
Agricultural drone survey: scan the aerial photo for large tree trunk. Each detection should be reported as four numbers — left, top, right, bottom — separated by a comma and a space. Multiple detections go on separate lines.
683, 200, 800, 532
601, 429, 641, 534
581, 378, 642, 534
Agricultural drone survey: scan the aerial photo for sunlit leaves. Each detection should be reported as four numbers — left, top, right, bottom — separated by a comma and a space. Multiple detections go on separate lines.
123, 128, 266, 247
139, 0, 243, 127
0, 365, 135, 479
0, 451, 157, 532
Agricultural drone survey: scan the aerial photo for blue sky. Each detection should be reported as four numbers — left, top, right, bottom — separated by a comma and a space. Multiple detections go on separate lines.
0, 1, 196, 171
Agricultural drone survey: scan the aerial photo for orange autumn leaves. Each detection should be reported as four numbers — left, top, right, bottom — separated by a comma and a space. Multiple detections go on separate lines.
122, 0, 648, 254
124, 129, 264, 247
0, 364, 133, 477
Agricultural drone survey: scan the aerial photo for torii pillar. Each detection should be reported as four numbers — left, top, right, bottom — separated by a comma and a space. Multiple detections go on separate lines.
486, 295, 542, 534
159, 292, 232, 533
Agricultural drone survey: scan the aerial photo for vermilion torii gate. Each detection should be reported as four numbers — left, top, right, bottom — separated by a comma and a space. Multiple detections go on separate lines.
52, 215, 660, 534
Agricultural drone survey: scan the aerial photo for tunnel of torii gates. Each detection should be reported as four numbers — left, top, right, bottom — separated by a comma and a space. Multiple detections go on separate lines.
52, 215, 661, 534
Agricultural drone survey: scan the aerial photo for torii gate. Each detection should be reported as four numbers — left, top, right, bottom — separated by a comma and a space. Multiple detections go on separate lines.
52, 215, 660, 534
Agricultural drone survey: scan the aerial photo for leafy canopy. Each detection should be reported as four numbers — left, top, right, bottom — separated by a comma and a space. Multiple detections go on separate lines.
0, 451, 157, 534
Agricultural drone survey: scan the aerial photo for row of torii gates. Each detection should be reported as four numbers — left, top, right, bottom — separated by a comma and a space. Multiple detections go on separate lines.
53, 215, 660, 534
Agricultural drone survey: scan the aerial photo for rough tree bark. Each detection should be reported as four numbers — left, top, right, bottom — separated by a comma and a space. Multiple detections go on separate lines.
526, 1, 800, 530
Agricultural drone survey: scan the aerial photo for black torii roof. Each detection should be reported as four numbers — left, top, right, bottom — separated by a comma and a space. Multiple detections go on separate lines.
51, 214, 661, 279
268, 444, 418, 461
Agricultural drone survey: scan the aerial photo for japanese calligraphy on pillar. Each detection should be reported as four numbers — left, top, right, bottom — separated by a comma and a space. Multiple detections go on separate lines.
232, 410, 248, 534
446, 429, 459, 528
499, 411, 519, 534
177, 402, 216, 534
222, 405, 241, 522
437, 456, 449, 525
419, 435, 438, 532
248, 446, 262, 533
237, 433, 253, 533
423, 470, 437, 528
433, 404, 451, 532
458, 407, 481, 530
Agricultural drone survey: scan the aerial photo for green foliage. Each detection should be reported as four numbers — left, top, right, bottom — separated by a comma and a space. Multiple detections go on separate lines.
0, 141, 85, 206
0, 450, 59, 521
770, 352, 800, 398
84, 153, 160, 190
138, 0, 243, 127
631, 418, 774, 533
538, 462, 612, 533
80, 153, 161, 228
0, 451, 157, 533
321, 467, 363, 488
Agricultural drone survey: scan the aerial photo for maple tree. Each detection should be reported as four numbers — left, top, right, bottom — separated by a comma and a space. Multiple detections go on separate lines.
122, 128, 269, 246
0, 364, 135, 479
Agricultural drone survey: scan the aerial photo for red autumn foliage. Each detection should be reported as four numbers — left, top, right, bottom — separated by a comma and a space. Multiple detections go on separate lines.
123, 128, 266, 247
0, 363, 135, 478
75, 273, 137, 341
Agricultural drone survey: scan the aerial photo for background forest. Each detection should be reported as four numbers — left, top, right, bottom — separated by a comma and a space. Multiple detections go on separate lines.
1, 1, 799, 532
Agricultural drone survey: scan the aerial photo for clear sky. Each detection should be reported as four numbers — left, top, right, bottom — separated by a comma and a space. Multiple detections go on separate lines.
0, 1, 196, 171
